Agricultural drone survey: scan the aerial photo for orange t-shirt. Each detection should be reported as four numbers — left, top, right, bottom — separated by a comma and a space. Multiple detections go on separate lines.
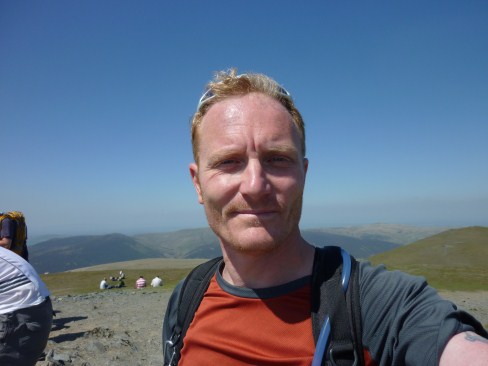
180, 274, 314, 366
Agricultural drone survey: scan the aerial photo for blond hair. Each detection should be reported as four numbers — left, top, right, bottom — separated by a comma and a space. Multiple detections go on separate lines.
191, 68, 305, 162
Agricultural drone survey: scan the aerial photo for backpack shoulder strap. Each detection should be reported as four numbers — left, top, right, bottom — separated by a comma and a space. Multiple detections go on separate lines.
311, 246, 364, 366
346, 255, 364, 366
165, 256, 222, 366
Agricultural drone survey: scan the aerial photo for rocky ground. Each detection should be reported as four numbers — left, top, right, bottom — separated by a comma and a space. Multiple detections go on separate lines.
36, 290, 488, 366
437, 290, 488, 329
36, 290, 170, 366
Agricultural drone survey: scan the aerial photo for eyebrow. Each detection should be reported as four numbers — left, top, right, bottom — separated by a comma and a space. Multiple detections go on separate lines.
264, 144, 300, 156
205, 144, 301, 167
205, 149, 240, 167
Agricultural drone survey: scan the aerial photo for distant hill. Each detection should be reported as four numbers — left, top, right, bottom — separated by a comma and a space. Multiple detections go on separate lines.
301, 230, 397, 259
370, 226, 488, 267
134, 228, 221, 258
134, 228, 401, 260
30, 224, 447, 273
369, 226, 488, 290
317, 223, 448, 245
28, 234, 66, 245
30, 233, 161, 273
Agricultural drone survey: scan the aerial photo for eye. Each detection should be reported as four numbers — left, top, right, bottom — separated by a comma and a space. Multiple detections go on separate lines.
214, 158, 242, 171
221, 158, 238, 165
269, 156, 289, 162
266, 155, 294, 167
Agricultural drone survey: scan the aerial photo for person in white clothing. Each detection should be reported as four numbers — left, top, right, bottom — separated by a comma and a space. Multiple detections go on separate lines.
151, 276, 163, 287
0, 247, 53, 365
100, 278, 109, 290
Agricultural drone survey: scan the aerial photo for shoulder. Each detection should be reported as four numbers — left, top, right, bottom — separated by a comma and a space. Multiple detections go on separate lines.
358, 260, 444, 321
358, 260, 427, 292
0, 247, 26, 267
358, 261, 486, 365
1, 217, 14, 226
0, 217, 14, 233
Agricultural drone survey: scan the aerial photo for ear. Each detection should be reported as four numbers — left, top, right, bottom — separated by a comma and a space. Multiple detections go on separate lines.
189, 163, 204, 204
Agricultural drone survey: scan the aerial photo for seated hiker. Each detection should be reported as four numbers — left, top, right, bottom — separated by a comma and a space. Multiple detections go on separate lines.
118, 270, 125, 280
151, 276, 163, 287
135, 276, 146, 289
100, 278, 109, 290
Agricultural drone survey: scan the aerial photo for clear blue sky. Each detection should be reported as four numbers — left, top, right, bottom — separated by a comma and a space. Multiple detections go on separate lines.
1, 1, 487, 236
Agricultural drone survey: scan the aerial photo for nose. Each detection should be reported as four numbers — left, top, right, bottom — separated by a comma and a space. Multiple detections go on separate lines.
239, 159, 270, 198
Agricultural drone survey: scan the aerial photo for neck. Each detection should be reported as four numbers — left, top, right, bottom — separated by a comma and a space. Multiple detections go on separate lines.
220, 235, 315, 289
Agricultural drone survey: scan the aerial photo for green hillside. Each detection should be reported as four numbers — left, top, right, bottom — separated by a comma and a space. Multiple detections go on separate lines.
41, 258, 206, 296
369, 226, 488, 291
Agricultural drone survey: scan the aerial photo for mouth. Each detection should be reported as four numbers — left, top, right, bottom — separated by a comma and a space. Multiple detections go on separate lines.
231, 209, 278, 218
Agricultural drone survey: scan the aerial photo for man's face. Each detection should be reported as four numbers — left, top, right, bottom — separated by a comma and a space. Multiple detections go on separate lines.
190, 92, 308, 255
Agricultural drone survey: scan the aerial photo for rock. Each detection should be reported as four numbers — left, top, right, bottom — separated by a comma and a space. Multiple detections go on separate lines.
88, 341, 107, 353
53, 353, 71, 363
84, 327, 114, 339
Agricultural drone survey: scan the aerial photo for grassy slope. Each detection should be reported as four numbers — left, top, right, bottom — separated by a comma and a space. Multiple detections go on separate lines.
369, 226, 488, 291
41, 259, 206, 296
43, 227, 488, 295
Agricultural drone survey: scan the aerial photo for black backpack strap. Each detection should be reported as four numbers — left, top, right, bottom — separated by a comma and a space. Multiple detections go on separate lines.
346, 257, 364, 366
311, 246, 363, 366
165, 256, 222, 366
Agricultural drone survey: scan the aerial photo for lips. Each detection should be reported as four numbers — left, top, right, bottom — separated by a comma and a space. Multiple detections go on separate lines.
237, 209, 276, 215
225, 201, 281, 218
227, 209, 280, 223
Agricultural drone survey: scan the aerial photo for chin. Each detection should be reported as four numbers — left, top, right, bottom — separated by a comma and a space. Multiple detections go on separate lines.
223, 226, 287, 255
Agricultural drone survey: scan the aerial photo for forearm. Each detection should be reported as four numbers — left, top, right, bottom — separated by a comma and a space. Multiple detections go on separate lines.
440, 331, 488, 366
0, 238, 12, 249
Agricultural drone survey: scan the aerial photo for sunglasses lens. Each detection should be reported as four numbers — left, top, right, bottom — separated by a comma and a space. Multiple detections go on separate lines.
278, 86, 290, 96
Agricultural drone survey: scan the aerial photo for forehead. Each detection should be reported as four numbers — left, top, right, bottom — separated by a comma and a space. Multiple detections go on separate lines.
197, 93, 300, 148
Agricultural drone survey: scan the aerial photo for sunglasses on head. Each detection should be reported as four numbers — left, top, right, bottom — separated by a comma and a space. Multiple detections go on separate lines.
196, 74, 292, 111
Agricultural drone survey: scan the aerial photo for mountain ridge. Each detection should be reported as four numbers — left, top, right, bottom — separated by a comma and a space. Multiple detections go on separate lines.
29, 224, 450, 273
